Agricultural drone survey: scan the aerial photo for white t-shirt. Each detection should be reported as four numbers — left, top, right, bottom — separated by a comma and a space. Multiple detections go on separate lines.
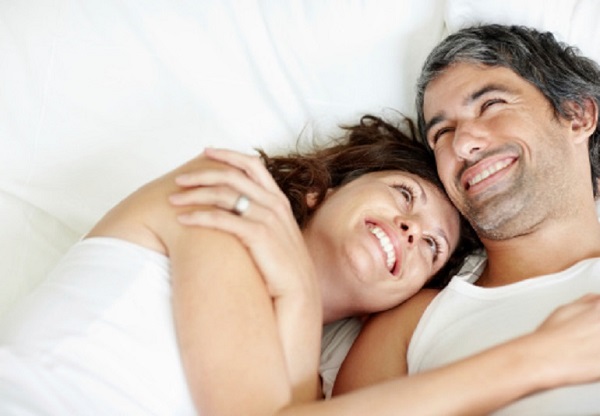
408, 252, 600, 415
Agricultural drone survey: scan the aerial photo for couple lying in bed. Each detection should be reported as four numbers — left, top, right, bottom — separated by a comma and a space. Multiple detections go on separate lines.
2, 24, 600, 415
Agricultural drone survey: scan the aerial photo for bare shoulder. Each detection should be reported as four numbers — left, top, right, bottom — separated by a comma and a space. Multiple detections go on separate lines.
86, 153, 228, 254
332, 289, 439, 396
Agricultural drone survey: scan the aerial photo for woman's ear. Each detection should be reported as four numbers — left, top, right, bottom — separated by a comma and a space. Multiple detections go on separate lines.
306, 189, 333, 208
567, 98, 598, 144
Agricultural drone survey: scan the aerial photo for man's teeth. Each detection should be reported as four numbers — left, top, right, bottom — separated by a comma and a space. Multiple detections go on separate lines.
468, 159, 512, 187
368, 224, 396, 271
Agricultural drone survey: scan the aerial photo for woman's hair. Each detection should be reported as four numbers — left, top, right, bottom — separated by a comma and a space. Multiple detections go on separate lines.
416, 24, 600, 197
259, 114, 481, 289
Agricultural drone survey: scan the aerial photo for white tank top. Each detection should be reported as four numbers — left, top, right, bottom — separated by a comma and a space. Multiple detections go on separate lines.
408, 253, 600, 415
0, 237, 196, 415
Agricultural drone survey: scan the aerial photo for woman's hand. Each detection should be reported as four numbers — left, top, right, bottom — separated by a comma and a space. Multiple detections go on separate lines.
169, 148, 323, 402
169, 148, 319, 300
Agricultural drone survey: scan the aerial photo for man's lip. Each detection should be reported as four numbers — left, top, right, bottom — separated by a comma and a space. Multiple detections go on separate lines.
461, 155, 517, 192
366, 219, 403, 277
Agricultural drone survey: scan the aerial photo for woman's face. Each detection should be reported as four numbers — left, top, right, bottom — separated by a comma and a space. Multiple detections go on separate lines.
303, 170, 460, 318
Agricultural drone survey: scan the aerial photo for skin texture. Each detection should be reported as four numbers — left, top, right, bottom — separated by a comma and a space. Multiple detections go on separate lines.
423, 62, 600, 284
424, 64, 589, 242
85, 134, 600, 415
167, 143, 600, 416
299, 170, 460, 320
334, 61, 600, 410
171, 149, 461, 323
86, 149, 461, 414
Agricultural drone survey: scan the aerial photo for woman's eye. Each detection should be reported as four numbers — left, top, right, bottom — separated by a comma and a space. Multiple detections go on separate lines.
424, 236, 441, 261
400, 188, 412, 202
393, 185, 414, 205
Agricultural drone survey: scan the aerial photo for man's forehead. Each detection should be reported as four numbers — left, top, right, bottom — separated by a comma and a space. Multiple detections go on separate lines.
424, 64, 520, 112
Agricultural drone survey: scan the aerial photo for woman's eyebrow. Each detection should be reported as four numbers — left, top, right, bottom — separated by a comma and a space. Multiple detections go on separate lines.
417, 182, 451, 252
414, 180, 427, 204
435, 227, 450, 254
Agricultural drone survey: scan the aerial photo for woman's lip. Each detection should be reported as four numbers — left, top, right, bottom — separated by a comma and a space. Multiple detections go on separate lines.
366, 219, 403, 277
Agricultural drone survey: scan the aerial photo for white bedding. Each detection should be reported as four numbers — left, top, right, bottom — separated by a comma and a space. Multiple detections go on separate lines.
2, 0, 600, 411
1, 0, 599, 317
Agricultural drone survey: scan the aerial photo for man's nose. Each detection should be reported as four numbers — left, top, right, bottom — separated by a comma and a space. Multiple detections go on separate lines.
453, 120, 489, 160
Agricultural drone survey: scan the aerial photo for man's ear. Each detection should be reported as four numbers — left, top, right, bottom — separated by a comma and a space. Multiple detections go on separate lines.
566, 98, 598, 144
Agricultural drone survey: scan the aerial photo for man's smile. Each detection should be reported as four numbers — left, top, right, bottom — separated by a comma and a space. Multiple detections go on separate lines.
461, 155, 518, 193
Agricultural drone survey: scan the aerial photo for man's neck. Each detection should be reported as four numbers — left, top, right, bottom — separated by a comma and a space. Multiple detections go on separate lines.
477, 206, 600, 287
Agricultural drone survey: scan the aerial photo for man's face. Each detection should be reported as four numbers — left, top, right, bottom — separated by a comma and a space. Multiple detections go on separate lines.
422, 63, 579, 240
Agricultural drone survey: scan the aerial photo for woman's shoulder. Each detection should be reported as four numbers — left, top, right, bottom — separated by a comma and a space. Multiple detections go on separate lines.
86, 153, 222, 255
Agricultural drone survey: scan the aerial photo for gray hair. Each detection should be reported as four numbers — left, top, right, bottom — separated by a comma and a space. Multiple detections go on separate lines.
415, 24, 600, 196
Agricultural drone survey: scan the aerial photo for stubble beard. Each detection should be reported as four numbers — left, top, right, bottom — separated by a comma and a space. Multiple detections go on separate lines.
456, 167, 545, 241
457, 151, 571, 242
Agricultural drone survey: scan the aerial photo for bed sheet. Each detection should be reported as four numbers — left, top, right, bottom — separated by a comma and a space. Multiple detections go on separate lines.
2, 0, 600, 316
0, 0, 447, 315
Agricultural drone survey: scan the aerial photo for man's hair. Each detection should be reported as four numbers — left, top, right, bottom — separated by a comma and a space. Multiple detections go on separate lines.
415, 24, 600, 196
259, 114, 481, 289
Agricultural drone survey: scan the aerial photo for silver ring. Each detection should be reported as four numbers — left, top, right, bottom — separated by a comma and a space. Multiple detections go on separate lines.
232, 194, 251, 216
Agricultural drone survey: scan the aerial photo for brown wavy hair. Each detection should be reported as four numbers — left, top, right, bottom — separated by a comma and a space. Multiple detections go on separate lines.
258, 115, 481, 289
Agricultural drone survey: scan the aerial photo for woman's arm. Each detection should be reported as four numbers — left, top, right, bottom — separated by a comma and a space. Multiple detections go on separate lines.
170, 149, 324, 402
168, 159, 322, 414
90, 153, 320, 415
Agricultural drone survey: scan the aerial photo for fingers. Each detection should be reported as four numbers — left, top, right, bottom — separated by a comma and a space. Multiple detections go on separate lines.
547, 293, 600, 323
176, 148, 280, 194
171, 168, 282, 216
175, 186, 266, 222
177, 207, 260, 243
231, 194, 251, 216
171, 148, 294, 227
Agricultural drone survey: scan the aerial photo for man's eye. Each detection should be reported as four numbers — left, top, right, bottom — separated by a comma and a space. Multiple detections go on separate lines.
431, 127, 453, 146
481, 98, 505, 112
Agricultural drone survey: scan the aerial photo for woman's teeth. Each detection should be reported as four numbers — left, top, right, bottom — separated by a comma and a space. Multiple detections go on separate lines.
468, 159, 512, 187
368, 224, 396, 271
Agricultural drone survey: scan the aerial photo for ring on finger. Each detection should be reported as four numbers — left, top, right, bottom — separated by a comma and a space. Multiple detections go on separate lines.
232, 194, 251, 216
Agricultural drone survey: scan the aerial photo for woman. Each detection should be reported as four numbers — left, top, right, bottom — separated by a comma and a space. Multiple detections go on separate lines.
0, 115, 470, 414
0, 115, 598, 415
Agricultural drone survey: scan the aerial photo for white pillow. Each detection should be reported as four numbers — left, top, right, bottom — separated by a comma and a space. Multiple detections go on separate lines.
0, 0, 448, 314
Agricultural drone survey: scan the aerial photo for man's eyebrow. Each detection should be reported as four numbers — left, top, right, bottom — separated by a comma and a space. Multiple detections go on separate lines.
424, 114, 445, 142
423, 83, 515, 140
468, 84, 513, 103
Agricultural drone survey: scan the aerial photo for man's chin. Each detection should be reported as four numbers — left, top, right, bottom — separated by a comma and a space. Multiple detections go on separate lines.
463, 198, 528, 240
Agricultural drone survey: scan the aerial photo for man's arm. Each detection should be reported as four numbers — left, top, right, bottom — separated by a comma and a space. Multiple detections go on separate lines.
333, 289, 438, 394
324, 291, 600, 416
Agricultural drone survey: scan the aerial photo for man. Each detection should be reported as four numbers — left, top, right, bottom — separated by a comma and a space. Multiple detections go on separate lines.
334, 24, 600, 414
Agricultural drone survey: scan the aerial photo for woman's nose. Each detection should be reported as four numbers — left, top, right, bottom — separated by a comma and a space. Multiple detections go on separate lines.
399, 220, 421, 245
